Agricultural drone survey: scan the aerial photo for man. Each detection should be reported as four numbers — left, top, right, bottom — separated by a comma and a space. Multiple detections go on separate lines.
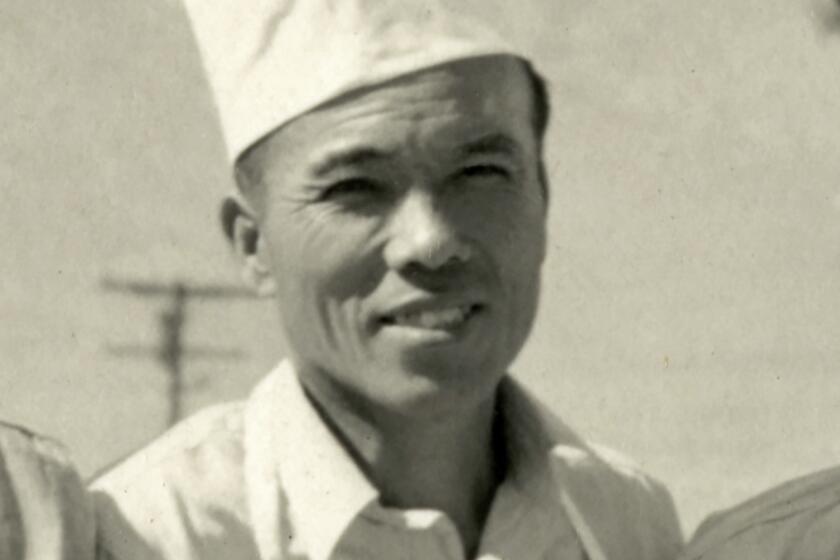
0, 421, 95, 559
91, 1, 683, 559
679, 467, 840, 559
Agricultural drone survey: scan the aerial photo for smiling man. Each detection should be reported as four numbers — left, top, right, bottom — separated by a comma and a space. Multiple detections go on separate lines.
91, 2, 683, 559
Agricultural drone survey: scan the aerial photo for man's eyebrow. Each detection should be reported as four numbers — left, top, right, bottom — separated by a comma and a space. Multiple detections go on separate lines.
456, 133, 522, 159
309, 134, 520, 176
311, 147, 393, 177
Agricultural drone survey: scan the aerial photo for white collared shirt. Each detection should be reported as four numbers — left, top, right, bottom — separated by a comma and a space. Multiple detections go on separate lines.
92, 362, 682, 560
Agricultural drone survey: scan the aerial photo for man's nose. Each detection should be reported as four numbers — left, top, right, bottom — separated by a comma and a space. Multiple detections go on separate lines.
383, 192, 472, 271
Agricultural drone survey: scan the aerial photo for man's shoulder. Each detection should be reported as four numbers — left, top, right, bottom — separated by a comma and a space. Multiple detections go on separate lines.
514, 384, 674, 503
91, 402, 257, 560
589, 442, 672, 496
93, 402, 246, 489
551, 436, 680, 526
682, 465, 840, 560
509, 382, 683, 556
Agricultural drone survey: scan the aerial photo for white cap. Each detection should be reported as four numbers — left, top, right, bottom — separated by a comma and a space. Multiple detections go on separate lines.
182, 0, 528, 165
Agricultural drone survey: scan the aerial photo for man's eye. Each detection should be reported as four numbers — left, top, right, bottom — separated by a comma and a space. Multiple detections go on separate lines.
320, 178, 380, 200
459, 164, 510, 180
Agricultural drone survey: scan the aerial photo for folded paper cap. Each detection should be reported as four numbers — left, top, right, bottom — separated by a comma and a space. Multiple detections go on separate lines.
182, 0, 529, 165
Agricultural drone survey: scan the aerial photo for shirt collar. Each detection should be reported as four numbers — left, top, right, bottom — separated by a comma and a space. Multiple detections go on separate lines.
249, 361, 594, 560
253, 361, 379, 560
475, 378, 585, 558
496, 377, 572, 498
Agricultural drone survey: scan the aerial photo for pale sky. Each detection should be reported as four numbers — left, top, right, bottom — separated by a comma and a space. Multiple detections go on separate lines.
2, 0, 839, 533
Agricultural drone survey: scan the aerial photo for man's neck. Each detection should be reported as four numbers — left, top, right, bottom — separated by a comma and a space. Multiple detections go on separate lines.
303, 377, 505, 558
376, 396, 503, 556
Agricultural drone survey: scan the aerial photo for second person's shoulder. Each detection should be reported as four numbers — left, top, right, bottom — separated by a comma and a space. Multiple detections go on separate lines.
681, 465, 840, 560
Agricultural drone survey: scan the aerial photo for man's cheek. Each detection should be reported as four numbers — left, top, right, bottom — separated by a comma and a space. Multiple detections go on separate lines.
489, 218, 544, 269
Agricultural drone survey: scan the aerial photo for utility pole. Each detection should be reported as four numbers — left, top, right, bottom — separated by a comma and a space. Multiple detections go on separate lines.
101, 276, 253, 428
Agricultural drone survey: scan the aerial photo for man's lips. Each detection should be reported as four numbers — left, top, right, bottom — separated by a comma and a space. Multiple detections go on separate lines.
376, 296, 486, 331
379, 303, 483, 330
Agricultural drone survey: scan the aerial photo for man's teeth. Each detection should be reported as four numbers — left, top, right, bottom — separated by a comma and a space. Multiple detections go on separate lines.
391, 306, 472, 329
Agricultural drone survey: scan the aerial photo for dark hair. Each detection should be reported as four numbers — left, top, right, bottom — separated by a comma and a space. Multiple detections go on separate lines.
523, 62, 552, 201
235, 60, 552, 198
525, 63, 551, 148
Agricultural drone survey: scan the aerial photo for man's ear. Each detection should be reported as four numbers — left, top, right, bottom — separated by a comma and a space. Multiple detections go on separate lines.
220, 195, 276, 297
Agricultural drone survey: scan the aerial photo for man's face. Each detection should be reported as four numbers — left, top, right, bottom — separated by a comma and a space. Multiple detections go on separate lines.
247, 56, 548, 417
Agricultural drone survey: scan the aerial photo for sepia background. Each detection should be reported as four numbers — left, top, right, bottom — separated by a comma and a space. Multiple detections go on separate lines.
2, 0, 839, 534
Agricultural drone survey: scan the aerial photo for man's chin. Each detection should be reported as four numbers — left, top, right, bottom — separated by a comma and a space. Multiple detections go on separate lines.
367, 352, 505, 403
371, 370, 503, 417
